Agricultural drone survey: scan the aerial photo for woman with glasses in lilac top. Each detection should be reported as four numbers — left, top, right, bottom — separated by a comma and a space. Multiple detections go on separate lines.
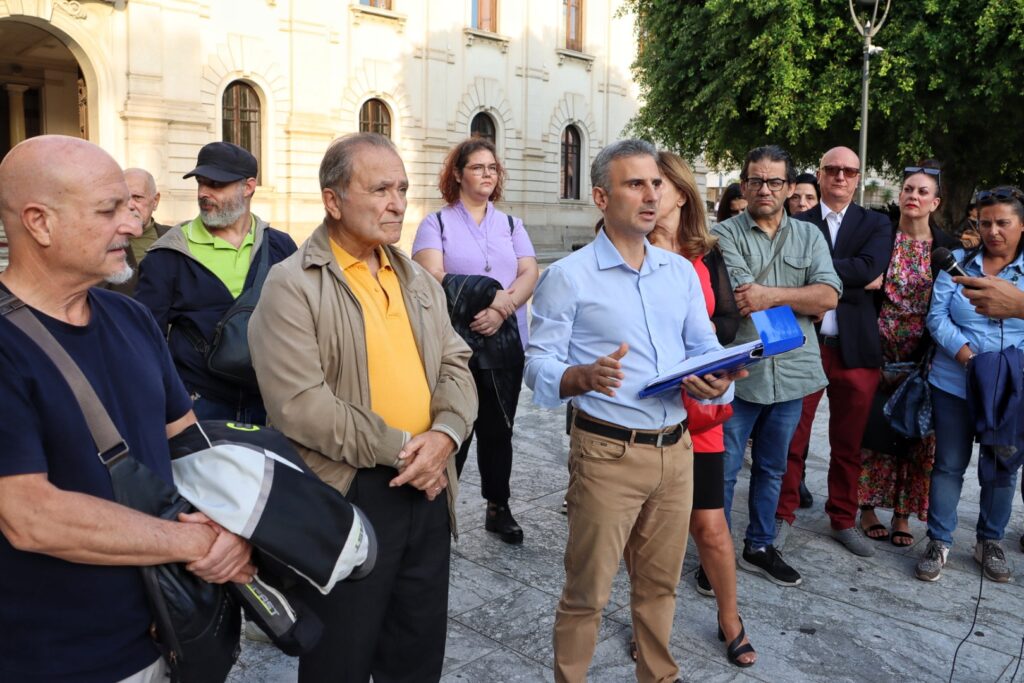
413, 137, 539, 544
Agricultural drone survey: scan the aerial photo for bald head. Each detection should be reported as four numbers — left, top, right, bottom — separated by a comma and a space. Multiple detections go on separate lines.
0, 135, 137, 286
124, 167, 161, 225
817, 146, 861, 210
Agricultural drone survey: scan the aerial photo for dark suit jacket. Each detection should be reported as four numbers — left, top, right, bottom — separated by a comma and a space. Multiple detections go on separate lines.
796, 203, 892, 368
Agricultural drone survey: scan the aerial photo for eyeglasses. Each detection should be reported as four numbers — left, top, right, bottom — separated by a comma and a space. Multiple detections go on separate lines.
904, 166, 941, 177
976, 187, 1024, 204
465, 164, 499, 176
742, 177, 787, 192
820, 165, 861, 178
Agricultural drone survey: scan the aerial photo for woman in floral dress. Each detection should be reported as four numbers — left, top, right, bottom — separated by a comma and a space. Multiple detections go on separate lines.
858, 167, 957, 545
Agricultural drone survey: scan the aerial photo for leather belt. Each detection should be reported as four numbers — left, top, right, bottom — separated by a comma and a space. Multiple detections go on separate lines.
819, 335, 841, 348
573, 414, 687, 447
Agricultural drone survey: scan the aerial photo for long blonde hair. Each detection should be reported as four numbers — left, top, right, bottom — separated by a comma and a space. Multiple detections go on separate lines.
657, 151, 716, 258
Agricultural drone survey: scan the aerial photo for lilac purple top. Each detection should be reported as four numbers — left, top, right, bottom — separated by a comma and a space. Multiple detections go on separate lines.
413, 200, 536, 345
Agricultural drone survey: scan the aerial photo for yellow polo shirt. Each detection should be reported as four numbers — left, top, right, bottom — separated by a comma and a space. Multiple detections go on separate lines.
330, 240, 433, 436
183, 215, 256, 298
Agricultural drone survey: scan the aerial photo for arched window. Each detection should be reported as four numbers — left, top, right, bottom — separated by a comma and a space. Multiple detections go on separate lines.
222, 81, 261, 182
359, 98, 392, 139
565, 0, 583, 52
470, 112, 496, 143
561, 125, 581, 200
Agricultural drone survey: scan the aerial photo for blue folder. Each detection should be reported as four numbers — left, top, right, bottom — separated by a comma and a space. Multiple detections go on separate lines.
638, 306, 805, 399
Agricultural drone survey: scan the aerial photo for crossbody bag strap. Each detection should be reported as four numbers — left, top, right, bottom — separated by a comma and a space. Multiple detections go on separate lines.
247, 230, 273, 295
754, 223, 791, 283
0, 292, 128, 467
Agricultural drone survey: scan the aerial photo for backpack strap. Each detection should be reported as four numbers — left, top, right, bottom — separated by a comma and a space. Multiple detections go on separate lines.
507, 214, 514, 235
435, 211, 444, 237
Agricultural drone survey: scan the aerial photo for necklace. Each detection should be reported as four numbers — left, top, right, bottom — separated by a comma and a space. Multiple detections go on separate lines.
465, 209, 491, 272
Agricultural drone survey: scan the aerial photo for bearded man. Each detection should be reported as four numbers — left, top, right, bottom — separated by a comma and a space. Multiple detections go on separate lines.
136, 141, 296, 422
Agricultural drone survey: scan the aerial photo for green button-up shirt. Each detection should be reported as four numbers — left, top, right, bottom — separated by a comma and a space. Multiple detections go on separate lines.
711, 212, 842, 405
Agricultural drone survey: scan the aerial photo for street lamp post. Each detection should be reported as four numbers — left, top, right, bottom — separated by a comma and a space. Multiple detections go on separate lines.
848, 0, 892, 206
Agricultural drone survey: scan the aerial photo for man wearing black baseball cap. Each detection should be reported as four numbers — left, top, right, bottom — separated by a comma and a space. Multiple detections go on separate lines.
136, 141, 297, 424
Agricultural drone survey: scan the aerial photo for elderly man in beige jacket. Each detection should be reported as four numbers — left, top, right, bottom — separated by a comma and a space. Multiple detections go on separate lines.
249, 132, 476, 683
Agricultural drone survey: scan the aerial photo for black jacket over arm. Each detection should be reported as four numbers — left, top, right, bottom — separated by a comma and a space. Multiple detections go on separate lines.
796, 203, 892, 369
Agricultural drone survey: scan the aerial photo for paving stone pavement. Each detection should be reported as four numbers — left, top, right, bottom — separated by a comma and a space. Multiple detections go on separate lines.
230, 388, 1024, 682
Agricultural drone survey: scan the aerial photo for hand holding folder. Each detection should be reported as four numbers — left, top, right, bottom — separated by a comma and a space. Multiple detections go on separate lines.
639, 306, 805, 399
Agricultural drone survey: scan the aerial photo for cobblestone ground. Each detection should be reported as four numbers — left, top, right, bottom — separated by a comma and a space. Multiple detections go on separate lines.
231, 388, 1024, 682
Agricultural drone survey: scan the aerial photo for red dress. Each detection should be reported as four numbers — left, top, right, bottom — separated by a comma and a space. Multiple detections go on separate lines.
688, 254, 724, 454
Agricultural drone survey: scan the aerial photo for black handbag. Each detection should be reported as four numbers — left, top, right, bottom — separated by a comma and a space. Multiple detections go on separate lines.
884, 352, 935, 440
0, 293, 241, 683
206, 237, 271, 392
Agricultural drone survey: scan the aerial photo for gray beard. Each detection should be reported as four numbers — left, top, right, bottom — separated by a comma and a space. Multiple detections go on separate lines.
201, 202, 246, 228
105, 264, 134, 285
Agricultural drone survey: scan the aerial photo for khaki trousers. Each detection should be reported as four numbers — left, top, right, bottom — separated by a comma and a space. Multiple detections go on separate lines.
553, 421, 694, 683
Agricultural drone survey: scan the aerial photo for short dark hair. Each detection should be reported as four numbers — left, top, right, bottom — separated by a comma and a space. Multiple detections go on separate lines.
438, 137, 505, 204
715, 182, 744, 224
741, 145, 796, 184
793, 173, 820, 199
591, 139, 658, 192
977, 186, 1024, 222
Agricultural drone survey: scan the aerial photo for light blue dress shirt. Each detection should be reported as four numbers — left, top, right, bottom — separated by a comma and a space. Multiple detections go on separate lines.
927, 247, 1024, 399
524, 228, 731, 430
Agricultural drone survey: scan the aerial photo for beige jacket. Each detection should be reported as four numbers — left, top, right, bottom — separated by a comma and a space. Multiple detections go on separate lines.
249, 223, 477, 535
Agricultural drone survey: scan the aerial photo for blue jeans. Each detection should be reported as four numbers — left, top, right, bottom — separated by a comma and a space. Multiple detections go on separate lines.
192, 395, 267, 425
723, 396, 804, 548
926, 386, 1016, 546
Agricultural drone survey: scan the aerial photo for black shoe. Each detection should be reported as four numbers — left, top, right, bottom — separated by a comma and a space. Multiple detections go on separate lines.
798, 480, 813, 509
485, 501, 523, 544
738, 543, 802, 587
695, 564, 715, 597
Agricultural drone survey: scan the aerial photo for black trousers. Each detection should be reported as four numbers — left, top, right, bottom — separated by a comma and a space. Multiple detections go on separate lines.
296, 466, 451, 683
455, 365, 523, 503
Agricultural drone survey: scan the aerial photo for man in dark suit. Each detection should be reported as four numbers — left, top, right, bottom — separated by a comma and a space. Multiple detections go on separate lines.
775, 146, 892, 557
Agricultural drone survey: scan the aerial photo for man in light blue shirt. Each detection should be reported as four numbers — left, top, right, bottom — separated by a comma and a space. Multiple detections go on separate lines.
525, 139, 740, 683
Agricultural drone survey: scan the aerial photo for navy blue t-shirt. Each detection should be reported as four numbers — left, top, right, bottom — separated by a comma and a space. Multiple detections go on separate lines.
0, 287, 192, 683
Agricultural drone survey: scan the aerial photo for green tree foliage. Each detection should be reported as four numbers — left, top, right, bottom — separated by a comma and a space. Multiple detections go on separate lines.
626, 0, 1024, 225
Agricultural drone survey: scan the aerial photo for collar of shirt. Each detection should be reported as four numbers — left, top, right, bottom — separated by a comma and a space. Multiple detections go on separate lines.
593, 227, 669, 275
184, 215, 256, 249
453, 199, 495, 228
818, 200, 847, 224
964, 247, 1024, 277
331, 239, 393, 274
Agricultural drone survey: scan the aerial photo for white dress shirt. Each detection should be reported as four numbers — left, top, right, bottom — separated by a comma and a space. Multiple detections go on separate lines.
817, 200, 847, 337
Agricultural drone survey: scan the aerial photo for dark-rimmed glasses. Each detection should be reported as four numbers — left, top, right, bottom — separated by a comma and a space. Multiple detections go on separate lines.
821, 165, 860, 178
742, 177, 787, 192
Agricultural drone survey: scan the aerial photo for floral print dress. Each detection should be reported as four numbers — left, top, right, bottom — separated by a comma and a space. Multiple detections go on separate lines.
858, 232, 937, 519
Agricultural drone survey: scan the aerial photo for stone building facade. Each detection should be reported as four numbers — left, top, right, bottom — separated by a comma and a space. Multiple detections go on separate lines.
0, 0, 642, 252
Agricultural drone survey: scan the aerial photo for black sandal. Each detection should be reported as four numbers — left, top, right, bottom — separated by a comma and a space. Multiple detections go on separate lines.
718, 614, 756, 668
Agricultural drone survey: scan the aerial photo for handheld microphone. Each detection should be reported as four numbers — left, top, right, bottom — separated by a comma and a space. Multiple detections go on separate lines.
932, 247, 969, 278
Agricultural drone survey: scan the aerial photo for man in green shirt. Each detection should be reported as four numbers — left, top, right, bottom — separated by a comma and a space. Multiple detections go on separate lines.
135, 142, 297, 423
712, 145, 841, 588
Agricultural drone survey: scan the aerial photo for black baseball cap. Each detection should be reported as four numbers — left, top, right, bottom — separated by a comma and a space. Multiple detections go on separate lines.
184, 141, 258, 182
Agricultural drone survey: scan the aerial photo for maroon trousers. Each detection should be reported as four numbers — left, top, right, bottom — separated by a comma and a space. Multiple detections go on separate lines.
777, 344, 880, 530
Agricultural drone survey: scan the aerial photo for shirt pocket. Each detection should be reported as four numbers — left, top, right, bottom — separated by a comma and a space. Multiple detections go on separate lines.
782, 255, 810, 282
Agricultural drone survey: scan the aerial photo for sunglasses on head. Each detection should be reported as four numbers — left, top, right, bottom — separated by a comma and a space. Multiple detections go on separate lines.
820, 165, 860, 178
976, 187, 1024, 204
904, 166, 941, 177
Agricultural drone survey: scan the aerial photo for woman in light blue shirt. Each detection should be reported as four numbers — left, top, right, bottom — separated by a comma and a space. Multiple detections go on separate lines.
917, 187, 1024, 584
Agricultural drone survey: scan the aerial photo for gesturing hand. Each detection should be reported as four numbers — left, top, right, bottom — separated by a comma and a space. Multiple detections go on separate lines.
582, 343, 629, 397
